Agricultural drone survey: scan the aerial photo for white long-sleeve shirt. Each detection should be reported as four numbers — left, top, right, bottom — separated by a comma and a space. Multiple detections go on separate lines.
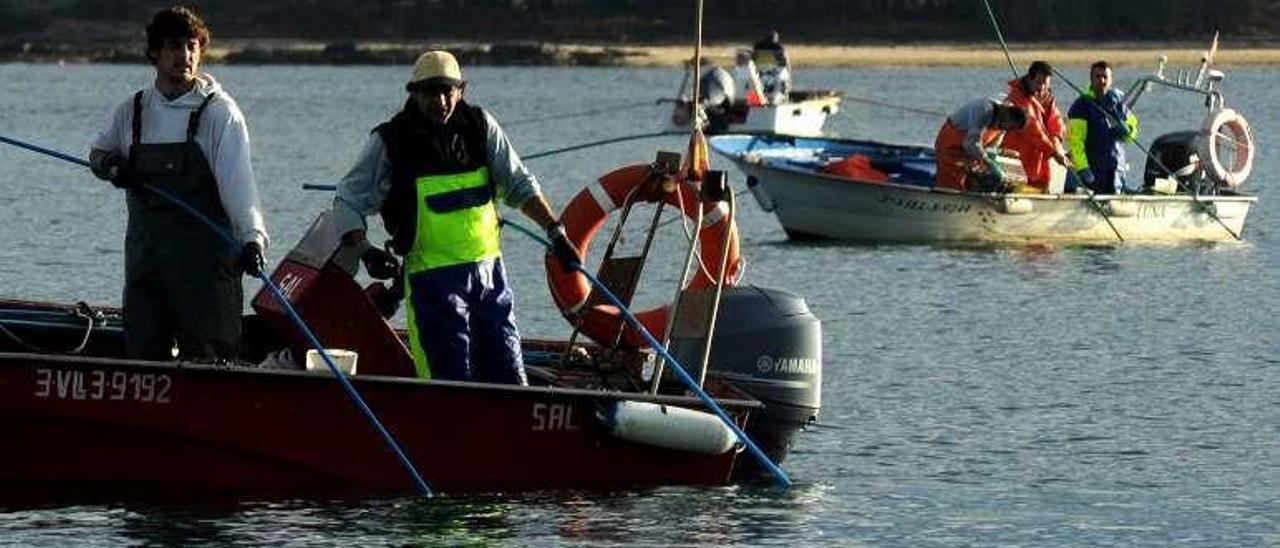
91, 73, 269, 249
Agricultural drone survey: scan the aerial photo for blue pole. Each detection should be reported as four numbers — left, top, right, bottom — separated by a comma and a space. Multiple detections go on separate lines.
0, 134, 434, 497
502, 219, 792, 488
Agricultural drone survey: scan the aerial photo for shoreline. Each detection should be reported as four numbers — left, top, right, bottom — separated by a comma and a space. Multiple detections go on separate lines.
6, 39, 1280, 67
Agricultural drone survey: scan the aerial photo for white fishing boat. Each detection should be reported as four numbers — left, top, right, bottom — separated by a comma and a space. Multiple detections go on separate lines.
668, 90, 843, 137
710, 47, 1257, 243
665, 51, 842, 137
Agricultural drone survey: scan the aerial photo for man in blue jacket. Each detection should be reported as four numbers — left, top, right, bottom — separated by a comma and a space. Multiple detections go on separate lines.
1067, 60, 1140, 194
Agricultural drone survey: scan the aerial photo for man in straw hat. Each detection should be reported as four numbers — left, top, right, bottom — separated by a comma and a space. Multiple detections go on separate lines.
331, 50, 579, 385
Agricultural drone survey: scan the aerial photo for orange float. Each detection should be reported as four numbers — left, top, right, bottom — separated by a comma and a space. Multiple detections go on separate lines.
545, 164, 741, 348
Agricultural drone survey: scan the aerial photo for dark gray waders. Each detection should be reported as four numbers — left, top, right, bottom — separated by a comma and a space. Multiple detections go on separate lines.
123, 90, 241, 361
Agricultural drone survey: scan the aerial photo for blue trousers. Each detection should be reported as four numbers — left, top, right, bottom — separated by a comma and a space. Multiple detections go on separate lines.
1087, 165, 1125, 195
406, 258, 526, 385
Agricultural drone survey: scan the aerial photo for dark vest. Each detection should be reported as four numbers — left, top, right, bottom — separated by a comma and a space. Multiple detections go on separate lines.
375, 99, 491, 256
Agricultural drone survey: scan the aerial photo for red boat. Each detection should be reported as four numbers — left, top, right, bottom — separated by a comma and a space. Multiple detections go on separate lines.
0, 157, 823, 502
0, 333, 755, 499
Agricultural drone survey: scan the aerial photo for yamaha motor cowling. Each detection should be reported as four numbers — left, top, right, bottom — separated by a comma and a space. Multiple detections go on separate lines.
1144, 130, 1207, 193
666, 285, 822, 477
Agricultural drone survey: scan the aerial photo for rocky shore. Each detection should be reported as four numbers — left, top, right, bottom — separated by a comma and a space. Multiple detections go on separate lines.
0, 39, 646, 66
4, 39, 1280, 67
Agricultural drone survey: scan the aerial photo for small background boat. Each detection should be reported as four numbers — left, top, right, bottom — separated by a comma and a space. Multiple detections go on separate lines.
710, 46, 1258, 244
712, 133, 1254, 243
668, 90, 843, 137
663, 55, 843, 137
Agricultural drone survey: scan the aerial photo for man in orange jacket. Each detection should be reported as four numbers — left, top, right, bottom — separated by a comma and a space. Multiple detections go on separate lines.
1003, 61, 1068, 192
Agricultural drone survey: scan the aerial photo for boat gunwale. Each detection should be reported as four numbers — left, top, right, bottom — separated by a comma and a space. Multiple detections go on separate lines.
0, 350, 765, 409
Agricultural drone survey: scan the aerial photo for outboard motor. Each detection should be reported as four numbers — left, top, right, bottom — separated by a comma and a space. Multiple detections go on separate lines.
698, 66, 736, 108
667, 285, 821, 477
697, 67, 737, 132
1144, 130, 1207, 193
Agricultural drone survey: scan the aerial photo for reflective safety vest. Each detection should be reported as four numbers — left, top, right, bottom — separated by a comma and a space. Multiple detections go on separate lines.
375, 100, 501, 272
405, 166, 501, 273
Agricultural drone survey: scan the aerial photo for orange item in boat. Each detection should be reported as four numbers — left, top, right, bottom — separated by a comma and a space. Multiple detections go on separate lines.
822, 154, 889, 183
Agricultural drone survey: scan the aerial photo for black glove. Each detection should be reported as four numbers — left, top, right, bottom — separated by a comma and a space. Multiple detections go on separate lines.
239, 241, 265, 277
365, 278, 405, 319
92, 153, 133, 189
546, 222, 581, 270
360, 245, 401, 280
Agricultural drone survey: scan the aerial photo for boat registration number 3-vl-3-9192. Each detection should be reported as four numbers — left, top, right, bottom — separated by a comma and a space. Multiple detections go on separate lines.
32, 368, 172, 404
531, 402, 577, 432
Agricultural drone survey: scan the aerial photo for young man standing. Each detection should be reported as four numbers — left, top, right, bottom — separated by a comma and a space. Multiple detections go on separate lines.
90, 6, 269, 361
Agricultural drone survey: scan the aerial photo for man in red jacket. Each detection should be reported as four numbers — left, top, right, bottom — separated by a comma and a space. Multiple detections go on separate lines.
1002, 61, 1068, 192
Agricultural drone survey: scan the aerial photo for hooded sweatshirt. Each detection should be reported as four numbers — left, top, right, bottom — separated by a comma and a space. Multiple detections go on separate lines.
92, 73, 268, 250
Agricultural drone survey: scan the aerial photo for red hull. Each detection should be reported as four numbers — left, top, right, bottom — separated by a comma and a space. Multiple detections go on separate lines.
0, 352, 755, 499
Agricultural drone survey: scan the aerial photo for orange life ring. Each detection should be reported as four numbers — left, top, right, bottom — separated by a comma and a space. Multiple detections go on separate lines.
1199, 107, 1254, 187
545, 164, 742, 348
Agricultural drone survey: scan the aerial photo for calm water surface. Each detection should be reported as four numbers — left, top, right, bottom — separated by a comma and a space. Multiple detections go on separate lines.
1, 62, 1278, 546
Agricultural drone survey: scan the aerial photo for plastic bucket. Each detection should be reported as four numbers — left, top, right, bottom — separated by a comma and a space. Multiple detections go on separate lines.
305, 348, 358, 375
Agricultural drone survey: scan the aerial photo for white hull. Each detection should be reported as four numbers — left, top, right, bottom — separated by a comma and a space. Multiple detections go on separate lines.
732, 159, 1254, 244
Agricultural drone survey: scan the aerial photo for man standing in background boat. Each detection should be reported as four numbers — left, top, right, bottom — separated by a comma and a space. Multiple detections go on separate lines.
89, 6, 269, 362
1067, 60, 1140, 195
331, 50, 580, 385
1002, 61, 1068, 193
934, 97, 1028, 191
751, 30, 791, 103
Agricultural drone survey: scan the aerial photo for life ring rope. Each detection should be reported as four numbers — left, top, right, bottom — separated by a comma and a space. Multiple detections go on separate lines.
673, 183, 737, 284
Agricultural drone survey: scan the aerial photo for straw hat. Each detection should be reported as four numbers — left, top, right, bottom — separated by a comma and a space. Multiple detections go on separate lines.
408, 50, 464, 89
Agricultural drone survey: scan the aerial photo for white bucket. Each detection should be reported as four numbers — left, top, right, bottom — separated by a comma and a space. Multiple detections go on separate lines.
1151, 177, 1178, 195
305, 349, 358, 376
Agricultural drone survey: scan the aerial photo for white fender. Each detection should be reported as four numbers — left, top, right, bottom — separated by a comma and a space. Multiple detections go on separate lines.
1198, 108, 1254, 187
604, 401, 737, 455
999, 197, 1034, 215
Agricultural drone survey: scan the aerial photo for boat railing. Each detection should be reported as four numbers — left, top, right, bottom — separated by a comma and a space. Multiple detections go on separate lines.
1125, 55, 1227, 111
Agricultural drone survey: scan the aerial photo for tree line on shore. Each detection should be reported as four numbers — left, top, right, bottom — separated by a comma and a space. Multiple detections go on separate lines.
1, 0, 1273, 43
